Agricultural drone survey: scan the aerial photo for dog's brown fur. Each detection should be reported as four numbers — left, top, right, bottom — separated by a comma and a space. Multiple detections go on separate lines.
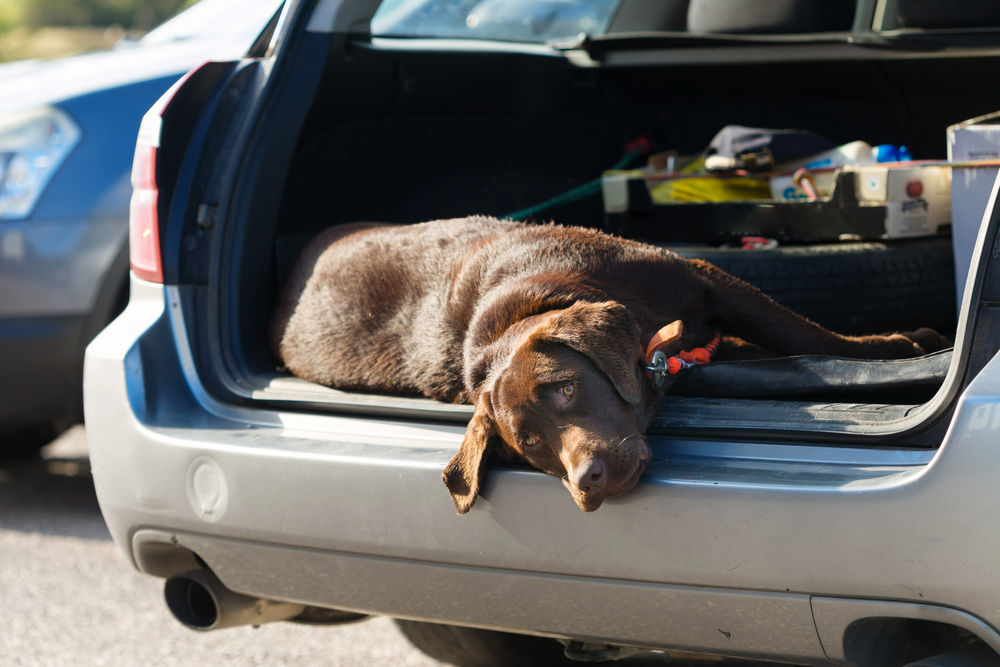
272, 217, 946, 513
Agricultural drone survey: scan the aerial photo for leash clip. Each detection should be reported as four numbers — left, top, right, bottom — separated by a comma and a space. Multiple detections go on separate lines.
646, 349, 693, 388
645, 326, 722, 388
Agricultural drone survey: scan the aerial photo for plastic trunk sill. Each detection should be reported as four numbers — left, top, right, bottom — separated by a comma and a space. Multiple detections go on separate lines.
246, 372, 929, 436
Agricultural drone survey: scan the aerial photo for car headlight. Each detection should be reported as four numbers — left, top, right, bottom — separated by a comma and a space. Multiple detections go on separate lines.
0, 107, 81, 220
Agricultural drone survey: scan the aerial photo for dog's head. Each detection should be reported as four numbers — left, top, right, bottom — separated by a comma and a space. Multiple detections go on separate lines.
443, 301, 663, 514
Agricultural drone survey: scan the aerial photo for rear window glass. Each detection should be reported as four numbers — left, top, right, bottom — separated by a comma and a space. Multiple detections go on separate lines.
371, 0, 621, 43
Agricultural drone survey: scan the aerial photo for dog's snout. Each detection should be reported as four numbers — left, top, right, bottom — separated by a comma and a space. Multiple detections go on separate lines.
570, 459, 606, 494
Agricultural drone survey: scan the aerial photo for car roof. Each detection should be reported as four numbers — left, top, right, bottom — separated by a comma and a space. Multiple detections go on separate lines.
0, 0, 282, 116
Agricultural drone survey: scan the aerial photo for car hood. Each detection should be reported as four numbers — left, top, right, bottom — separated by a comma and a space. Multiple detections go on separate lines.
0, 36, 254, 116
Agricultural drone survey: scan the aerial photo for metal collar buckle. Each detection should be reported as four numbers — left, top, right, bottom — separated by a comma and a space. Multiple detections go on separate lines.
646, 349, 694, 388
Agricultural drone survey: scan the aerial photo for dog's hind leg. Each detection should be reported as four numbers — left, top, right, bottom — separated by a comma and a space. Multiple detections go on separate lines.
699, 263, 932, 359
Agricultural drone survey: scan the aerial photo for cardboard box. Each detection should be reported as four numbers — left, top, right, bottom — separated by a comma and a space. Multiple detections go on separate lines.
848, 164, 951, 239
948, 111, 1000, 310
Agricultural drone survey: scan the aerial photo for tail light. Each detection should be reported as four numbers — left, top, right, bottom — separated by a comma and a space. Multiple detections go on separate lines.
128, 64, 206, 283
129, 110, 162, 282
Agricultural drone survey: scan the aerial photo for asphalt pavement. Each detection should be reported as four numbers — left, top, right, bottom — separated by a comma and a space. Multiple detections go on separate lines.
0, 426, 443, 667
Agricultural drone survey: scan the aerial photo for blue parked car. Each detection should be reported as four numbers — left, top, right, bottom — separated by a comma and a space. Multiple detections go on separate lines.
0, 0, 281, 452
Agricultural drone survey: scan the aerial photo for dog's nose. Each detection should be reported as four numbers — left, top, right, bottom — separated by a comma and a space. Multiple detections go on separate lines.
570, 459, 606, 494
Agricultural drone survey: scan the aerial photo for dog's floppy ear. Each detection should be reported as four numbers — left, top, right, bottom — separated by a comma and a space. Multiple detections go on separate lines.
536, 301, 643, 404
443, 392, 496, 515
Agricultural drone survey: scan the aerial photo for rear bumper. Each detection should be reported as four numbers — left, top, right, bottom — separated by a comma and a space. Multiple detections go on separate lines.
84, 277, 1000, 660
0, 217, 125, 319
0, 215, 127, 431
0, 315, 85, 429
131, 526, 1000, 665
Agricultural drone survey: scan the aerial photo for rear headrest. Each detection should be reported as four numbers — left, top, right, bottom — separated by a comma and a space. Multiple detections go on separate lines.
608, 0, 689, 33
896, 0, 1000, 29
687, 0, 856, 34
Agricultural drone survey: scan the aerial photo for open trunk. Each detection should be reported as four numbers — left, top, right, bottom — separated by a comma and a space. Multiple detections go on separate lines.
199, 11, 1000, 448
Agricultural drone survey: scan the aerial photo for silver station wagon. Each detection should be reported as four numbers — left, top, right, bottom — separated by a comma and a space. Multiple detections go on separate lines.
85, 0, 1000, 664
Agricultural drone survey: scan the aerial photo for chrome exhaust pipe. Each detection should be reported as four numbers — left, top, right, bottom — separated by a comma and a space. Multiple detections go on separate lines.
164, 569, 305, 631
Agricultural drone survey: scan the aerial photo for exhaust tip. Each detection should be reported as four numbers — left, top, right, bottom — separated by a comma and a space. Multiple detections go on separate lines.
164, 574, 220, 629
164, 569, 305, 632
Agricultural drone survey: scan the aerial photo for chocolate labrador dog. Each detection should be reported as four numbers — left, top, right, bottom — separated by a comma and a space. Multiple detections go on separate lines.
272, 217, 945, 514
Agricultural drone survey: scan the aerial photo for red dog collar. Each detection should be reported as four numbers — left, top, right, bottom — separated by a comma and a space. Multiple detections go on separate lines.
645, 321, 721, 387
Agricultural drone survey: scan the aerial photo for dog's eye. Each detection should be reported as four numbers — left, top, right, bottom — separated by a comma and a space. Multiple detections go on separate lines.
522, 433, 540, 449
559, 383, 575, 402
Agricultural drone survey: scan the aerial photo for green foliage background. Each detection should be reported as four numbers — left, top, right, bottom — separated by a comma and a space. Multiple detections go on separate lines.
0, 0, 201, 62
0, 0, 196, 33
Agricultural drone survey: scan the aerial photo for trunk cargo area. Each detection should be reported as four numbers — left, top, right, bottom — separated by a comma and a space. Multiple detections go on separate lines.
217, 34, 1000, 443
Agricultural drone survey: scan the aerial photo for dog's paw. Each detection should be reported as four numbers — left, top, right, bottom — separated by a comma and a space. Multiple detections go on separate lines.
900, 327, 951, 355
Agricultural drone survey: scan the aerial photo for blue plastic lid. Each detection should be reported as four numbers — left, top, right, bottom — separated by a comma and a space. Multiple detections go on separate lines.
875, 144, 912, 162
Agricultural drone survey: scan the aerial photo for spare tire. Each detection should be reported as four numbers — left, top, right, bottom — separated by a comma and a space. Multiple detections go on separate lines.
673, 237, 956, 336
